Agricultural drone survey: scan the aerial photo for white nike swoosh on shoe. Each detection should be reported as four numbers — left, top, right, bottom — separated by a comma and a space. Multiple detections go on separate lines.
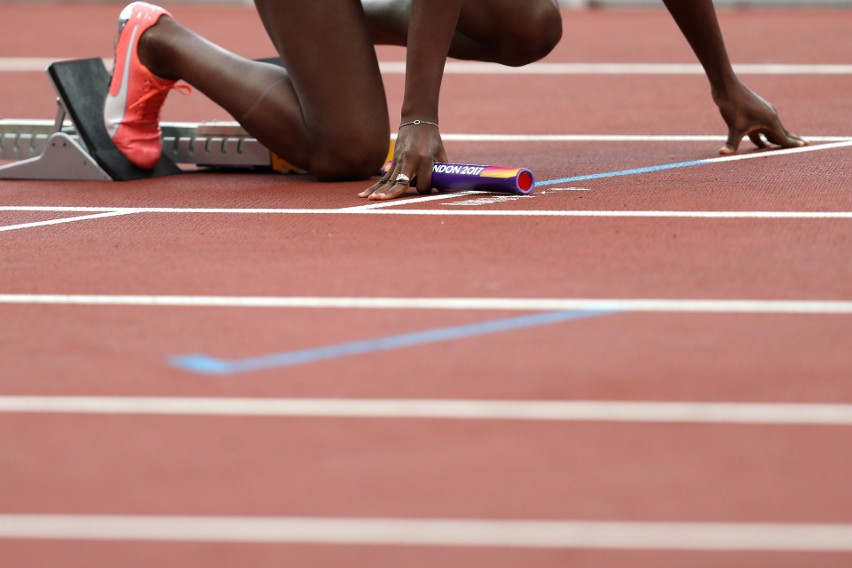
104, 24, 140, 138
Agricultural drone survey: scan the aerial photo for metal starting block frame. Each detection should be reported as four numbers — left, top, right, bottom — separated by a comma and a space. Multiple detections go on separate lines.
0, 58, 281, 181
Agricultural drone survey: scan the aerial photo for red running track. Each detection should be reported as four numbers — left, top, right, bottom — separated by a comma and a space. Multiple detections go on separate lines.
1, 5, 851, 567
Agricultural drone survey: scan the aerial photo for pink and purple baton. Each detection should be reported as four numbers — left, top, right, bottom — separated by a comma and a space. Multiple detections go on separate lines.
385, 162, 536, 195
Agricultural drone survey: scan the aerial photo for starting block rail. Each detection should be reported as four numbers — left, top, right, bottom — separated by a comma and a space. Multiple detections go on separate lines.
0, 118, 275, 180
0, 58, 282, 181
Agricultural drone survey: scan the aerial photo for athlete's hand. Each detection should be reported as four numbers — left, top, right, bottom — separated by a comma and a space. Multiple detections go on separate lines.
359, 124, 448, 200
714, 81, 807, 155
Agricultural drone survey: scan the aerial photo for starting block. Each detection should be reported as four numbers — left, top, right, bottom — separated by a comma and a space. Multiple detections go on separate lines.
0, 58, 282, 181
2, 57, 535, 194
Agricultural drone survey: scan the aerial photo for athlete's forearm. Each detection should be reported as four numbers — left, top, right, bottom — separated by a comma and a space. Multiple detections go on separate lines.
662, 0, 738, 95
400, 0, 463, 123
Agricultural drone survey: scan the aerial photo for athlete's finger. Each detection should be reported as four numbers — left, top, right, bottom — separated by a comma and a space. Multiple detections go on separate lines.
720, 127, 746, 155
358, 163, 397, 198
749, 131, 768, 149
763, 124, 808, 149
368, 169, 414, 200
414, 162, 434, 195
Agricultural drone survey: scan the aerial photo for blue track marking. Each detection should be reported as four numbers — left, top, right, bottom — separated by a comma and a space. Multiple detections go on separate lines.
537, 158, 714, 186
171, 309, 615, 375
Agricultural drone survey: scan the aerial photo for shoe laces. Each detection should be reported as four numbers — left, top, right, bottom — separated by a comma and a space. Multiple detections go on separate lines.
129, 78, 192, 126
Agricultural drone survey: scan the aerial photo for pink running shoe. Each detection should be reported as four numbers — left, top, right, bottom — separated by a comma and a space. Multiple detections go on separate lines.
104, 2, 180, 170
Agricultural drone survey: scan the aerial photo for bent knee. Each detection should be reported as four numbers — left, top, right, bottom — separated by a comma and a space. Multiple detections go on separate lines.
310, 132, 389, 182
499, 1, 563, 67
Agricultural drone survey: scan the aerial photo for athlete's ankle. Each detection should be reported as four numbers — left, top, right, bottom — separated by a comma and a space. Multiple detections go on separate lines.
138, 16, 179, 81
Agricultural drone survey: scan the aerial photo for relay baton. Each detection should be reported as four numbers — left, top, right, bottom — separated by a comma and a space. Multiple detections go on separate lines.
384, 162, 535, 195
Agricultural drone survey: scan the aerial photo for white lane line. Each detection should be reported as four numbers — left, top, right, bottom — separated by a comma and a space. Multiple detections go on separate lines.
536, 138, 852, 186
343, 191, 477, 210
2, 131, 848, 144
433, 62, 852, 76
2, 140, 849, 219
0, 58, 63, 72
1, 207, 850, 219
6, 59, 852, 75
438, 134, 852, 143
2, 397, 852, 425
0, 295, 849, 314
1, 515, 851, 550
0, 210, 140, 233
680, 139, 852, 164
348, 210, 852, 219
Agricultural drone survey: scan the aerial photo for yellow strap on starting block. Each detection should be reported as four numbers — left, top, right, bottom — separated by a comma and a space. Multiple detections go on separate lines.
271, 139, 395, 175
270, 153, 305, 174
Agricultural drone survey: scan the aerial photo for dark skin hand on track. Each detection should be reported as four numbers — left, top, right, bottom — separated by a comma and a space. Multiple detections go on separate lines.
137, 0, 805, 200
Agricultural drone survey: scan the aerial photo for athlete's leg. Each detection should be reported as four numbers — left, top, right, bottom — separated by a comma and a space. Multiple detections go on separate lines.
363, 0, 562, 67
139, 0, 389, 180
